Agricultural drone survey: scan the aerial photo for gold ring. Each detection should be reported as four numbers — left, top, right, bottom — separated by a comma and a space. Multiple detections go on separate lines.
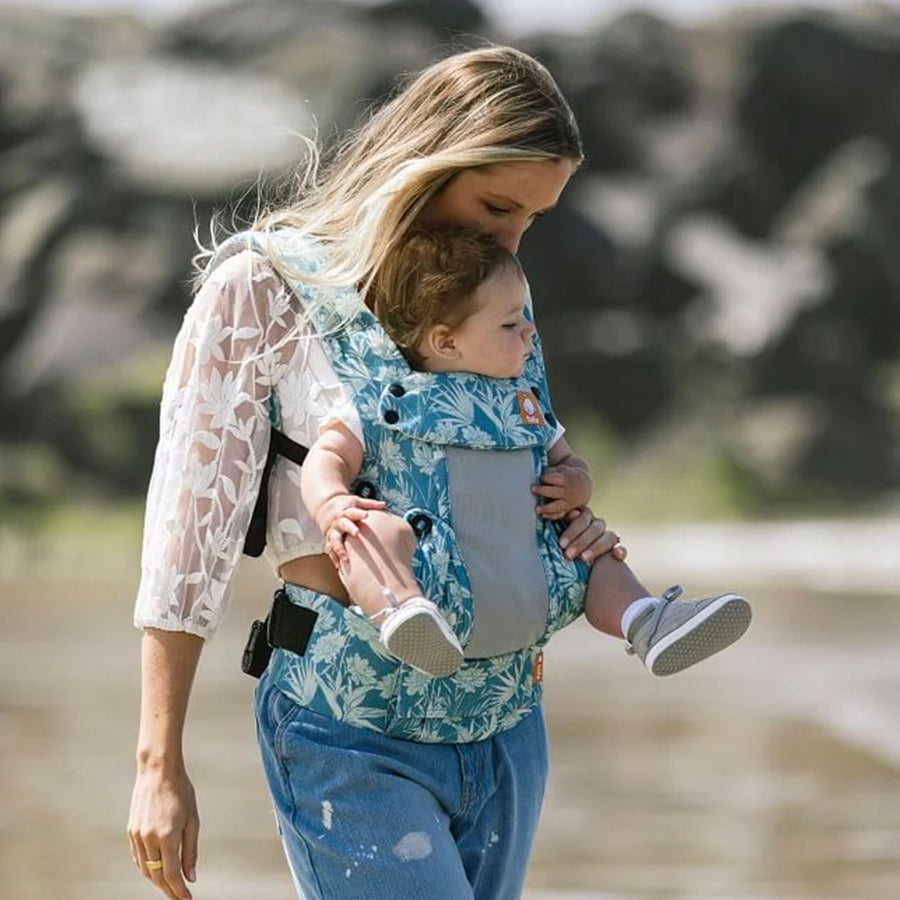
146, 859, 163, 871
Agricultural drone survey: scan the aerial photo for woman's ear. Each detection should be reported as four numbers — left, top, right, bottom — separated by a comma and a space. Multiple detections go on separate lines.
424, 324, 460, 361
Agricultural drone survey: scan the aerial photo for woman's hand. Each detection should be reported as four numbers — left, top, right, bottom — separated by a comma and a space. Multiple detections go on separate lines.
128, 763, 199, 900
558, 507, 627, 564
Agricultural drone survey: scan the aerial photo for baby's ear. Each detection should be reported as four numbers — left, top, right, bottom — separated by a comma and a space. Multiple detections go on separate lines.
425, 325, 459, 360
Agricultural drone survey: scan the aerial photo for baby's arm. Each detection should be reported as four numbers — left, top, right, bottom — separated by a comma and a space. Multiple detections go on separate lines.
301, 423, 385, 566
532, 436, 593, 520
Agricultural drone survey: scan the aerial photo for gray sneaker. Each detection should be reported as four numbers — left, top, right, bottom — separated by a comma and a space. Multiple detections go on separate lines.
625, 585, 751, 676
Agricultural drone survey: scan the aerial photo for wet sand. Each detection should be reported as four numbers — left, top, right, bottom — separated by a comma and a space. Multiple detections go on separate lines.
2, 528, 900, 899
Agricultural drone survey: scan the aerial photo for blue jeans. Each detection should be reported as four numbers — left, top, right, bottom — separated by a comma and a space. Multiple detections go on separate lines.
254, 671, 549, 899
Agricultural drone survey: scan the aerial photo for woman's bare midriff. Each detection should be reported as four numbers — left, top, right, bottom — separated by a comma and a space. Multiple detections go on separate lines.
278, 554, 351, 606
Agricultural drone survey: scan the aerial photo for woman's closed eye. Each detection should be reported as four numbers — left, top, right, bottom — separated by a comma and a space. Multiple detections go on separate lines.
484, 202, 511, 217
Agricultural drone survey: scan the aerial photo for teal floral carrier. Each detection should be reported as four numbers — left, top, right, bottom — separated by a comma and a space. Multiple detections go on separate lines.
237, 230, 588, 743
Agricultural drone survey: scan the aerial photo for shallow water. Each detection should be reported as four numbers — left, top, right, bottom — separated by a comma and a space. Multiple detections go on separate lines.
2, 544, 899, 899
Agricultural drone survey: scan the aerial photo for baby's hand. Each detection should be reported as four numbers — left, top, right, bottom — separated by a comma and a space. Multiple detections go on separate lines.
532, 464, 592, 519
317, 494, 386, 567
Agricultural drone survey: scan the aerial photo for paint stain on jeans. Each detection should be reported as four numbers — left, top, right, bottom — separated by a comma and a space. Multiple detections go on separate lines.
392, 831, 432, 862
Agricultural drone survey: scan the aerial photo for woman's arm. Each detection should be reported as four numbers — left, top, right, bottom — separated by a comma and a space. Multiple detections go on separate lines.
129, 250, 298, 897
128, 629, 203, 900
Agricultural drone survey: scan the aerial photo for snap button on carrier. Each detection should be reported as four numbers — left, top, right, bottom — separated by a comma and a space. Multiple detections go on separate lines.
355, 481, 378, 499
408, 512, 433, 538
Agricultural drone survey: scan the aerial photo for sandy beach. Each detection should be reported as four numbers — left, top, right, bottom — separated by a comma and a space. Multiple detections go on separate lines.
2, 519, 899, 899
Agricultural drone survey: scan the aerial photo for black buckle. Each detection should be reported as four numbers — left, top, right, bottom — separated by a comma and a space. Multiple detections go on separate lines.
241, 618, 271, 678
241, 588, 319, 678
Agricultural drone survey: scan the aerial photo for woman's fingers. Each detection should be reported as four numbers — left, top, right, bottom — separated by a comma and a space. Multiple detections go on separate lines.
137, 840, 186, 900
181, 815, 199, 884
580, 529, 619, 563
128, 768, 198, 900
558, 509, 624, 562
160, 842, 191, 900
559, 509, 597, 550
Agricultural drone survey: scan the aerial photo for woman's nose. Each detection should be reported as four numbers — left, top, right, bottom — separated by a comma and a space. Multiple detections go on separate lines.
495, 225, 525, 254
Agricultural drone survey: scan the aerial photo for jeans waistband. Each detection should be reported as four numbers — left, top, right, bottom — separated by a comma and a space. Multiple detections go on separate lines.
266, 584, 544, 744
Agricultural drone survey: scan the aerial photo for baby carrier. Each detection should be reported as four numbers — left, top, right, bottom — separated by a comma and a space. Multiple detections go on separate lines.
229, 230, 588, 743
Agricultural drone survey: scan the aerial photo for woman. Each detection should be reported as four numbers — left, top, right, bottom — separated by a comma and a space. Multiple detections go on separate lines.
128, 46, 629, 900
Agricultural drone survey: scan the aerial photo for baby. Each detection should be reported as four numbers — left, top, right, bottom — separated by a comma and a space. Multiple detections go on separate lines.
301, 227, 751, 677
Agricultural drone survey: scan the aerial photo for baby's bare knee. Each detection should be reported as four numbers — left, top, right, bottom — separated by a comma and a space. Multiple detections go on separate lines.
361, 510, 416, 561
340, 510, 420, 607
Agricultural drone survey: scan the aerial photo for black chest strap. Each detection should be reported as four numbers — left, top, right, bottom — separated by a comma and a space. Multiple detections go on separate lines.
243, 428, 309, 557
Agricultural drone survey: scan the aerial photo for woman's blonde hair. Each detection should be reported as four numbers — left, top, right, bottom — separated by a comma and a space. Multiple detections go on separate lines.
247, 45, 581, 298
369, 226, 522, 369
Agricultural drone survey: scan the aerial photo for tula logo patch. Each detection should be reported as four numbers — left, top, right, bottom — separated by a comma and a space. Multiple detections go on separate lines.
516, 390, 544, 426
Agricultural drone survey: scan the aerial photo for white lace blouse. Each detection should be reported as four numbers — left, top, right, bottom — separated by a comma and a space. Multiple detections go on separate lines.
133, 246, 362, 639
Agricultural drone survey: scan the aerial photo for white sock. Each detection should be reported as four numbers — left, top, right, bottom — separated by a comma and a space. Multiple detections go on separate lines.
620, 596, 658, 640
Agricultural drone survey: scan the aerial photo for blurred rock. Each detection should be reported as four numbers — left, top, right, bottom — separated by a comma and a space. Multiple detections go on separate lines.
74, 59, 312, 196
0, 180, 81, 365
1, 1, 900, 508
363, 0, 487, 36
593, 11, 696, 117
525, 12, 695, 174
668, 212, 828, 357
164, 0, 357, 57
737, 12, 900, 196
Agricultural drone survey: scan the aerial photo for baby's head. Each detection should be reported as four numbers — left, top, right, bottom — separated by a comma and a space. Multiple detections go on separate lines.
368, 227, 535, 378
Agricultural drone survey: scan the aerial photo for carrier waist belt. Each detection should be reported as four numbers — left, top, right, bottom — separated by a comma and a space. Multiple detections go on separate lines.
265, 584, 545, 744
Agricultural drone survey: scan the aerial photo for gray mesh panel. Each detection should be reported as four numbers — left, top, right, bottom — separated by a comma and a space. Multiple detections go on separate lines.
444, 447, 549, 658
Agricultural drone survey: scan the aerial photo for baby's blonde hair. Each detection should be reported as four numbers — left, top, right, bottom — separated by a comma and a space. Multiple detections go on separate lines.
251, 46, 580, 294
368, 227, 521, 370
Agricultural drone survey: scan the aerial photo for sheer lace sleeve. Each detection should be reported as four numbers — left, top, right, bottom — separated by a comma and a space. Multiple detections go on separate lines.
134, 250, 302, 638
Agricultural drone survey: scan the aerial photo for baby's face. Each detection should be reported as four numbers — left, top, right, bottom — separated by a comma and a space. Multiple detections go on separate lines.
447, 265, 535, 379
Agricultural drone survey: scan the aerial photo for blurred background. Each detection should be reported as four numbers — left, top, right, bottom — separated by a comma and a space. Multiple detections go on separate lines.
1, 0, 899, 898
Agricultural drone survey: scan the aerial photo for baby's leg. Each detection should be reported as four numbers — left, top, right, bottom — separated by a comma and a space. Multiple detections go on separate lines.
582, 555, 651, 639
583, 554, 752, 677
338, 509, 464, 677
338, 509, 421, 614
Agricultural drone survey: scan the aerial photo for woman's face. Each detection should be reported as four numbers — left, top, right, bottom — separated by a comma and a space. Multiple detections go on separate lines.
416, 158, 576, 254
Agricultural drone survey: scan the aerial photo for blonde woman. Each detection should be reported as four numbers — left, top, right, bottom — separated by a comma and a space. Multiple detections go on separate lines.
129, 47, 642, 900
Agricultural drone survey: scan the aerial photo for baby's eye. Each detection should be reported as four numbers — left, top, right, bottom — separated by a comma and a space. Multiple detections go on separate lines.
502, 322, 518, 329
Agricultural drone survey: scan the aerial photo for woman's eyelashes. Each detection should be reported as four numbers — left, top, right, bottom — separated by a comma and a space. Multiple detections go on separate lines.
483, 201, 548, 222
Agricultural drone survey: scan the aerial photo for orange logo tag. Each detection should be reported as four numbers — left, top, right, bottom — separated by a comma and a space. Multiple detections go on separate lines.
532, 651, 544, 685
517, 390, 544, 426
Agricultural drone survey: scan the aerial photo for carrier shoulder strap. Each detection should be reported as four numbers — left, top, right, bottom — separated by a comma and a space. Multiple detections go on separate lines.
243, 428, 309, 558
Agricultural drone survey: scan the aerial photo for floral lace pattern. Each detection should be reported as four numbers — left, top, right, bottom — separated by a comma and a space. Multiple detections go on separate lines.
134, 244, 361, 638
